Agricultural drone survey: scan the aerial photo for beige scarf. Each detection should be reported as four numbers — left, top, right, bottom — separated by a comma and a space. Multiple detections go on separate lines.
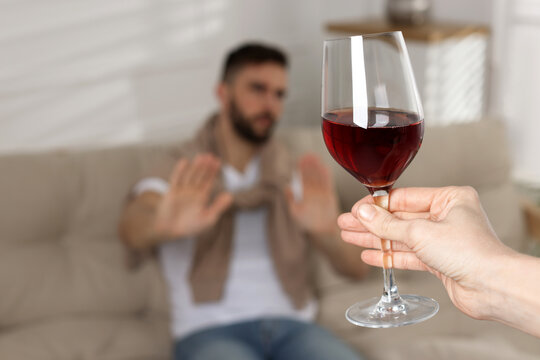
164, 115, 311, 309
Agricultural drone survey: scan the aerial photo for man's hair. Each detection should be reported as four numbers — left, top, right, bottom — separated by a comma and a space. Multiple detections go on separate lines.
221, 43, 288, 83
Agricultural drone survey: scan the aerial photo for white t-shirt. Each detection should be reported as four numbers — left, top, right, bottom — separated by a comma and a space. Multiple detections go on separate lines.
133, 157, 317, 340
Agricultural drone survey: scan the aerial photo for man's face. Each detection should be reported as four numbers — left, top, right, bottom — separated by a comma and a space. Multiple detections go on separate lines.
222, 63, 288, 144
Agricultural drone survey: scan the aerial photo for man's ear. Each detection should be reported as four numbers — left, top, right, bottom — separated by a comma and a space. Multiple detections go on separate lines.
215, 82, 229, 107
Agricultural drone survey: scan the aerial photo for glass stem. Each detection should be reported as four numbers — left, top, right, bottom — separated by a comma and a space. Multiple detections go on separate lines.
372, 190, 401, 303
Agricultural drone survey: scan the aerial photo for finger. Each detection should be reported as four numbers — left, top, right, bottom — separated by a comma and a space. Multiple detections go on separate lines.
176, 157, 199, 187
199, 157, 221, 195
298, 156, 318, 190
341, 230, 412, 252
354, 203, 429, 247
351, 188, 443, 215
301, 154, 328, 190
197, 155, 220, 189
361, 249, 429, 272
312, 156, 333, 190
303, 154, 331, 189
285, 186, 295, 204
170, 159, 188, 189
338, 212, 368, 232
350, 195, 376, 215
388, 187, 448, 213
205, 192, 233, 221
285, 186, 300, 217
183, 155, 208, 187
190, 154, 214, 188
393, 211, 432, 221
340, 210, 432, 233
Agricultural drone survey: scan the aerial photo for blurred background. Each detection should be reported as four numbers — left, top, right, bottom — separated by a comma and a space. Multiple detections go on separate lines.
1, 0, 538, 192
2, 2, 540, 359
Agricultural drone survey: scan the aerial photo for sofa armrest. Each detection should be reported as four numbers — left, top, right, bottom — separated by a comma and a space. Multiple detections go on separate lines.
522, 199, 540, 243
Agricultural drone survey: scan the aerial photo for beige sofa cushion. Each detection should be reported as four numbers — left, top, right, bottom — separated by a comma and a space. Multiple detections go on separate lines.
0, 153, 79, 247
0, 149, 169, 330
397, 119, 512, 189
0, 238, 166, 328
0, 317, 170, 360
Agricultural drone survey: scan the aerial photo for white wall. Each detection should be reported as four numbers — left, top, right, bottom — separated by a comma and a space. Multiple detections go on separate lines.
1, 0, 538, 184
0, 0, 373, 152
492, 0, 540, 186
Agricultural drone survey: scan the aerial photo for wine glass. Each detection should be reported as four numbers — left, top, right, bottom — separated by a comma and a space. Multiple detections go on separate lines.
321, 32, 439, 327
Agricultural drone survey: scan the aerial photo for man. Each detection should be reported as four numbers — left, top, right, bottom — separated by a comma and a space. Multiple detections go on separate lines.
120, 43, 367, 360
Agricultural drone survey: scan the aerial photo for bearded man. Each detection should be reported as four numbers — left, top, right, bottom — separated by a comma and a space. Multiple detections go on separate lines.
120, 43, 367, 360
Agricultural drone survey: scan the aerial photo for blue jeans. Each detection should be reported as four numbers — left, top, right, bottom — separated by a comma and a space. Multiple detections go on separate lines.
173, 317, 363, 360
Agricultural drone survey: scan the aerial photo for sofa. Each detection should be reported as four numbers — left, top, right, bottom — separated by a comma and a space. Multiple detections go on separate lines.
1, 119, 539, 359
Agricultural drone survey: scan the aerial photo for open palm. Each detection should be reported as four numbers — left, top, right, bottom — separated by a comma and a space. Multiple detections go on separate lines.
287, 154, 339, 236
154, 154, 233, 239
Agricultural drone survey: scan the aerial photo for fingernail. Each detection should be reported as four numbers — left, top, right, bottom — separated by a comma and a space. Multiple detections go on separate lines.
357, 204, 376, 221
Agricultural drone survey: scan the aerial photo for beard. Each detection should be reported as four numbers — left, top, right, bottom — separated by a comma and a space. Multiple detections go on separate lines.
229, 98, 276, 145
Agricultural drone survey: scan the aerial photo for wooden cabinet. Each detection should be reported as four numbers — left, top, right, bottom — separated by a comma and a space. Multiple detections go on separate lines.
326, 20, 490, 125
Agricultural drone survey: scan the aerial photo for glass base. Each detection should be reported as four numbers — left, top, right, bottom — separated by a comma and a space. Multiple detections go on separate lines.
345, 294, 439, 328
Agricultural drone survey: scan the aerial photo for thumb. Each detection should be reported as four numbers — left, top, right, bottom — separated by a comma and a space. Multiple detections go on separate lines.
206, 192, 234, 220
285, 186, 299, 213
355, 203, 417, 247
285, 186, 294, 202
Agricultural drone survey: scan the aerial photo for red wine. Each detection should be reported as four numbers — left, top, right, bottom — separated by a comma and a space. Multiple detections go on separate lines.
322, 108, 423, 191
